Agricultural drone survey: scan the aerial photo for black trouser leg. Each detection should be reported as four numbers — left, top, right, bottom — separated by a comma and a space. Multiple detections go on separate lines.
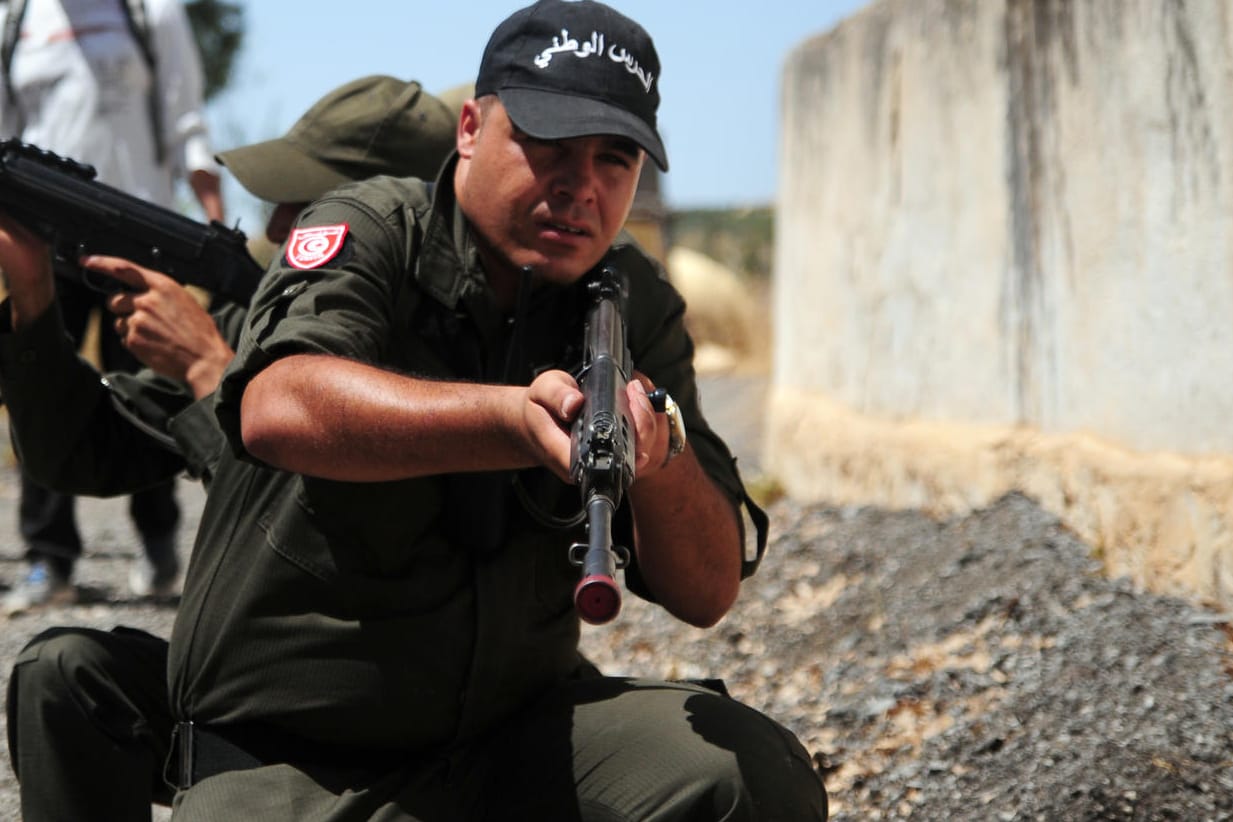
17, 475, 81, 577
6, 626, 173, 822
15, 275, 98, 576
128, 481, 180, 567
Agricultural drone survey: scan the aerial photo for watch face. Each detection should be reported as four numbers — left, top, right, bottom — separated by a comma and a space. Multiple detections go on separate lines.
664, 395, 686, 458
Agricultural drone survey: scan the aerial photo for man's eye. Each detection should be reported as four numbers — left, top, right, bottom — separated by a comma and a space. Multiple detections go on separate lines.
600, 152, 634, 169
601, 139, 640, 169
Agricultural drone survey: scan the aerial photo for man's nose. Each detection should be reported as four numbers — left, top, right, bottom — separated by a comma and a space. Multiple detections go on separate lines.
551, 150, 598, 202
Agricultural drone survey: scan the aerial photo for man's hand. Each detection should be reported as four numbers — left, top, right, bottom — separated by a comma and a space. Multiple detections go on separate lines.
0, 212, 55, 329
86, 255, 234, 399
524, 371, 670, 484
625, 375, 671, 480
523, 369, 584, 482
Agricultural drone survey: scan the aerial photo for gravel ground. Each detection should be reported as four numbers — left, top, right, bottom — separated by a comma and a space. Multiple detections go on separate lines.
2, 376, 1233, 819
587, 492, 1233, 820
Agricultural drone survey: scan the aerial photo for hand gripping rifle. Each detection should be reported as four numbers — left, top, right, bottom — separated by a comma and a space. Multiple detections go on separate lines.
567, 264, 667, 625
0, 139, 262, 305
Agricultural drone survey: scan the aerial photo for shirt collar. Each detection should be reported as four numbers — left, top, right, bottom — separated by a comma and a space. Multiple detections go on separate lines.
414, 152, 488, 311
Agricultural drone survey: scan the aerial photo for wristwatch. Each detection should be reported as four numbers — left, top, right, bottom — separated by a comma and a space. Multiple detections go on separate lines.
661, 392, 687, 465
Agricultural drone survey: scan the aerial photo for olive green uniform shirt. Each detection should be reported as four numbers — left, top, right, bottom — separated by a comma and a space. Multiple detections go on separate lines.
171, 165, 761, 755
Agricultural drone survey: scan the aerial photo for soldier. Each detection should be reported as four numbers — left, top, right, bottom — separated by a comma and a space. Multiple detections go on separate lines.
7, 1, 829, 818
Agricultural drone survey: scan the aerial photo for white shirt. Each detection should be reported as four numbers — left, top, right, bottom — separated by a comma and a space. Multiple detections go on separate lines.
0, 0, 219, 208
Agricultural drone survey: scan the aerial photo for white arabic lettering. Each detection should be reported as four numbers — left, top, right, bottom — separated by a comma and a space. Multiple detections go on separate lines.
574, 32, 603, 58
607, 44, 653, 92
534, 29, 580, 68
532, 28, 655, 93
537, 29, 579, 67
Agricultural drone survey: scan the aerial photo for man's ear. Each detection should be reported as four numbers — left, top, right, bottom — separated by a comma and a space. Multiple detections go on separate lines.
457, 99, 482, 159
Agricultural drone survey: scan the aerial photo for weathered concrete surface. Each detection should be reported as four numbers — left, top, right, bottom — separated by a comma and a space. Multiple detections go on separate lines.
771, 0, 1233, 606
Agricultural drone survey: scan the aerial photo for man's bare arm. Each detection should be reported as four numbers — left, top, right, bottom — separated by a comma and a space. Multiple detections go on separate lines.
243, 355, 742, 626
189, 169, 225, 223
622, 380, 743, 628
240, 355, 585, 482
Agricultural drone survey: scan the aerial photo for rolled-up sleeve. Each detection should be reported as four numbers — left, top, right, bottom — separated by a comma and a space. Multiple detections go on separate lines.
215, 189, 409, 459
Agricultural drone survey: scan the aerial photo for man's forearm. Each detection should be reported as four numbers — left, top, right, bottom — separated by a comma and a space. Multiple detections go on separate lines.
189, 170, 225, 223
240, 354, 564, 481
628, 446, 743, 628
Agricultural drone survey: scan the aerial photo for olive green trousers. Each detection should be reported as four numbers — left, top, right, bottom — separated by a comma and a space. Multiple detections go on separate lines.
7, 627, 827, 821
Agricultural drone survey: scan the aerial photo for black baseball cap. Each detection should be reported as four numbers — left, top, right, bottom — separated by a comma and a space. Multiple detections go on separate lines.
475, 0, 668, 171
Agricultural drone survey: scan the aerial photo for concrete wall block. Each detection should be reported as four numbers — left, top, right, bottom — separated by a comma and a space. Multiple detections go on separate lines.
776, 0, 1233, 453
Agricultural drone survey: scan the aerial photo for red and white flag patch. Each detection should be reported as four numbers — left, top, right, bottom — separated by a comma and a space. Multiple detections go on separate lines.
286, 224, 349, 270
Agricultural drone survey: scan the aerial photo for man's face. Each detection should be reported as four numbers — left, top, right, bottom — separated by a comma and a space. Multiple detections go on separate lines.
454, 98, 644, 287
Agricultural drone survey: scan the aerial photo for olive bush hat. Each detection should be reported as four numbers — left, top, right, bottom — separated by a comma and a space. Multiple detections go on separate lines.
217, 76, 457, 203
475, 0, 668, 171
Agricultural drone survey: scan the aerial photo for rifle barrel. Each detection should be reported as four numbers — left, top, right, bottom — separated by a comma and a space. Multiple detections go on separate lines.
573, 494, 622, 625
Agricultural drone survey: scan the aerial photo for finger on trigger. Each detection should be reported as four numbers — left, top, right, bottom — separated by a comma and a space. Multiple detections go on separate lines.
83, 255, 142, 289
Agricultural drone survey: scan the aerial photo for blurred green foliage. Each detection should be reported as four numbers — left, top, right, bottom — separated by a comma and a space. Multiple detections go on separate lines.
184, 0, 245, 102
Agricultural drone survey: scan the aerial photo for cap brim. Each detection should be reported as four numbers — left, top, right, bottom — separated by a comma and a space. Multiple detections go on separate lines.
498, 88, 668, 172
216, 138, 354, 204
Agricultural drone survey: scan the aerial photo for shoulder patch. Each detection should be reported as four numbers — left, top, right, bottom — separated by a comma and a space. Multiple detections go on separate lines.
286, 224, 349, 270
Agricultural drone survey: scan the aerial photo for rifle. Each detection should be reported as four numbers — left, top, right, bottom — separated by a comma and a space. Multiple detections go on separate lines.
567, 263, 666, 625
0, 139, 262, 305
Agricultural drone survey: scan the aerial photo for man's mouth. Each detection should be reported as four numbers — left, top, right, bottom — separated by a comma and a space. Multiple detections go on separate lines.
546, 220, 588, 236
